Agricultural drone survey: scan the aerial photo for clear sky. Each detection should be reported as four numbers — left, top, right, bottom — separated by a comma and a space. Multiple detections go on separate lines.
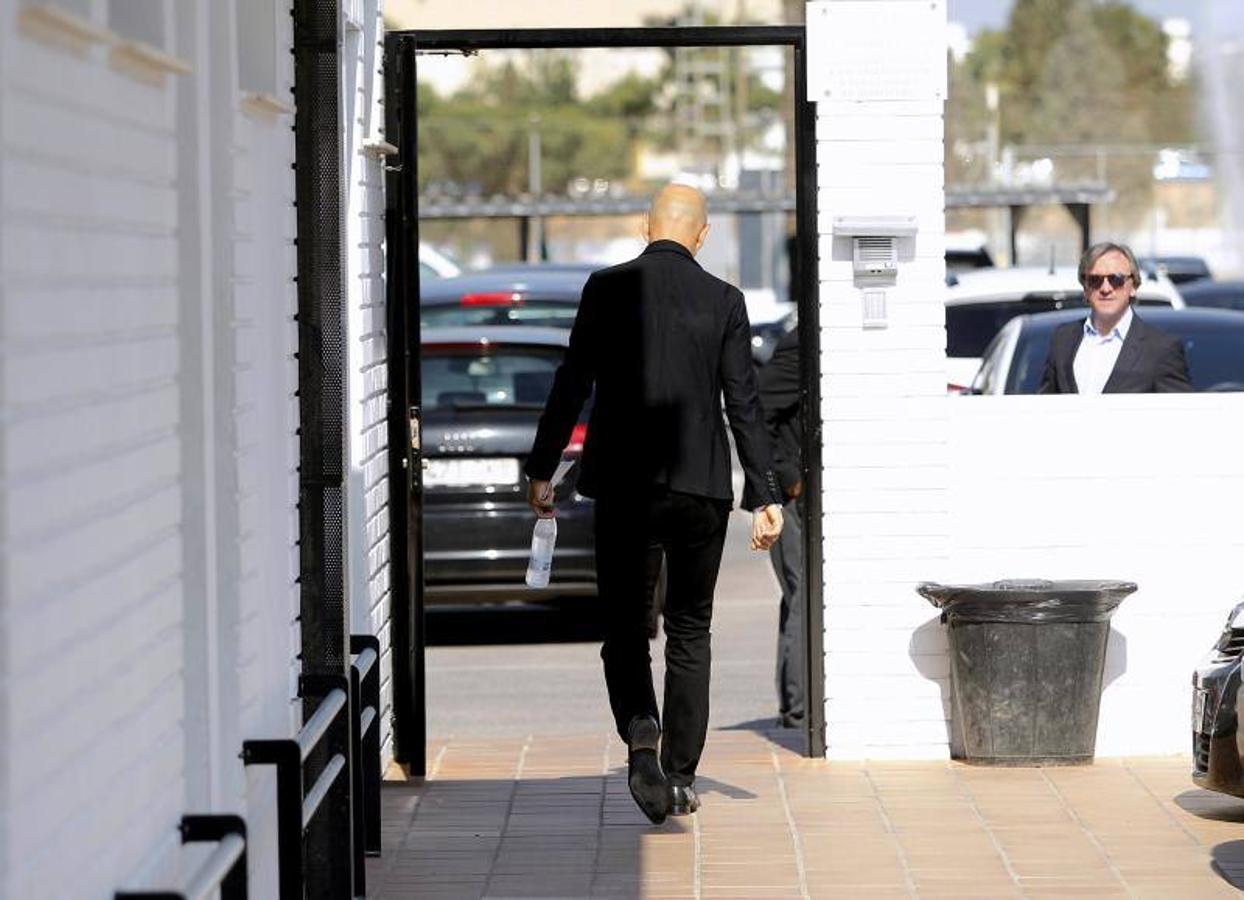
948, 0, 1244, 39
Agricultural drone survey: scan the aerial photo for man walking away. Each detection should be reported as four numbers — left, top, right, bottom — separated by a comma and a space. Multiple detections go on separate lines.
525, 184, 784, 824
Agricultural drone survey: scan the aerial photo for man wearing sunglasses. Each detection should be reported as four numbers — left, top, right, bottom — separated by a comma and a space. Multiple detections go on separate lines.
1038, 241, 1192, 394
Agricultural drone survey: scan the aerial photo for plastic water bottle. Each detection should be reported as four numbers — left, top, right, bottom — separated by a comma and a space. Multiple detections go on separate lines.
525, 517, 557, 588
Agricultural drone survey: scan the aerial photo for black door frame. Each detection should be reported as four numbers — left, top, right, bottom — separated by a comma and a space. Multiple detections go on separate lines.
384, 25, 825, 772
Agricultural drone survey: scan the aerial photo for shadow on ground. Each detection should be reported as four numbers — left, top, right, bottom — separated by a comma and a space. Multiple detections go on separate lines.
1211, 841, 1244, 889
720, 716, 806, 754
367, 774, 688, 899
1174, 789, 1244, 890
427, 601, 605, 646
1175, 788, 1244, 823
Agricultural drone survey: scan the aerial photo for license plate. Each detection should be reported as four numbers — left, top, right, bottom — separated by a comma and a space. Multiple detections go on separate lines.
424, 457, 520, 488
1193, 688, 1209, 734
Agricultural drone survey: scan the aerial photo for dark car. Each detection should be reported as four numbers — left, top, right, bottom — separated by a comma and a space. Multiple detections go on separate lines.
419, 265, 596, 332
420, 326, 595, 603
421, 262, 783, 362
1138, 255, 1213, 285
1179, 279, 1244, 313
1193, 602, 1244, 797
970, 307, 1244, 395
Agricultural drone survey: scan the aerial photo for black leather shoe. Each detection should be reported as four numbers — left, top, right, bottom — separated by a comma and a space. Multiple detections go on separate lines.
670, 784, 700, 816
627, 715, 670, 824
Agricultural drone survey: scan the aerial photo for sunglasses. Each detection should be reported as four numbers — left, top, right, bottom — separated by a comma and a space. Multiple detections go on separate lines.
1085, 273, 1132, 290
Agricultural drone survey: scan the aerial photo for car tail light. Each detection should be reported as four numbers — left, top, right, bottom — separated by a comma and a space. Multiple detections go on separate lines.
947, 382, 973, 395
461, 291, 523, 307
564, 423, 588, 455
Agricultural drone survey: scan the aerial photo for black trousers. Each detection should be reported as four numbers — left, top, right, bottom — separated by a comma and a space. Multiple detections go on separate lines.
594, 489, 730, 787
769, 495, 805, 723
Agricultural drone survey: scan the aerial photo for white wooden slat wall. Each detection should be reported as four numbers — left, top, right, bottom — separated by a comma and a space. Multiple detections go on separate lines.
344, 0, 395, 769
0, 0, 306, 894
1, 4, 186, 895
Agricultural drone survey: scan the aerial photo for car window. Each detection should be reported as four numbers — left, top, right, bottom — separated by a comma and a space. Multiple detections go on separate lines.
1006, 328, 1057, 394
419, 261, 441, 281
422, 346, 563, 410
948, 295, 1172, 359
1182, 325, 1244, 390
947, 299, 1067, 358
421, 302, 580, 330
1182, 287, 1244, 312
974, 328, 1011, 393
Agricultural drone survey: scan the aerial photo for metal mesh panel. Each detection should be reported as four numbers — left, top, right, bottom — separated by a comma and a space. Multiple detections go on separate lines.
295, 0, 348, 678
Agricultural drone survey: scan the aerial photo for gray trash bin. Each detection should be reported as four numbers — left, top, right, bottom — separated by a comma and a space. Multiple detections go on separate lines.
918, 579, 1137, 765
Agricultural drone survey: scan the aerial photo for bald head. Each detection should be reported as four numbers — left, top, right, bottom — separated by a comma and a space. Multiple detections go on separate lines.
643, 184, 710, 255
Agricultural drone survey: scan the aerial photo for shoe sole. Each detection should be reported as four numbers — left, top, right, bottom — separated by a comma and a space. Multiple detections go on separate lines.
628, 749, 670, 824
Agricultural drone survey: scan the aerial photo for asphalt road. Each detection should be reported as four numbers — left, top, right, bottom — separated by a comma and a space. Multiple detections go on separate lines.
424, 507, 784, 739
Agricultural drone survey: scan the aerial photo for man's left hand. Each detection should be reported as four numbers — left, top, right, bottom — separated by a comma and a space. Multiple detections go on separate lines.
750, 503, 783, 551
527, 479, 556, 518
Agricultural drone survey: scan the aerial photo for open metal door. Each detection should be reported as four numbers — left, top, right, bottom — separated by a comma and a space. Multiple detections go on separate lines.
384, 25, 825, 765
383, 33, 426, 774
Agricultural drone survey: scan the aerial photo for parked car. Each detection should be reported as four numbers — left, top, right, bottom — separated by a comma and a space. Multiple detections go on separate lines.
422, 262, 785, 362
945, 266, 1185, 393
970, 306, 1244, 394
420, 326, 596, 604
1179, 279, 1244, 313
419, 264, 595, 332
945, 230, 995, 277
1192, 601, 1244, 798
1138, 254, 1212, 285
419, 242, 463, 280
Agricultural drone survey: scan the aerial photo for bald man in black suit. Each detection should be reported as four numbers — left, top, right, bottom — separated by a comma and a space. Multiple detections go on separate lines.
524, 184, 784, 823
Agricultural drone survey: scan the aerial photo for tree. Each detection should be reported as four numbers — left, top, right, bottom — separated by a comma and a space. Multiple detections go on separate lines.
948, 0, 1196, 195
417, 54, 642, 196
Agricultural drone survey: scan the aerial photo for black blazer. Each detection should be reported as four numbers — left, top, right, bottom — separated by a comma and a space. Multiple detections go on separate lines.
526, 240, 781, 510
758, 328, 802, 497
1037, 312, 1193, 394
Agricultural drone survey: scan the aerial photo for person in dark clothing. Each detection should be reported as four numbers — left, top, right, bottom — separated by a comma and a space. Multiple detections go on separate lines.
1038, 241, 1192, 394
758, 326, 806, 729
524, 184, 784, 824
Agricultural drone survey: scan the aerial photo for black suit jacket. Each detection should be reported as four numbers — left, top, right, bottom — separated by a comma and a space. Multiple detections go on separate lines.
1037, 312, 1193, 394
526, 240, 781, 510
758, 328, 802, 497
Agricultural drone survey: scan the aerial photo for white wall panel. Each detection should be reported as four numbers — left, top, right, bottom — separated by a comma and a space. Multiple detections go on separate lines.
343, 0, 395, 768
0, 2, 186, 893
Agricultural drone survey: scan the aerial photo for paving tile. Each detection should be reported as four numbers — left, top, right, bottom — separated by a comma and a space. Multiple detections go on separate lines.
366, 735, 1237, 900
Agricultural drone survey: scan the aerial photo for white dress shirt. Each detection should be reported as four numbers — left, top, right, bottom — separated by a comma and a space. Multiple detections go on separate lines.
1073, 306, 1134, 395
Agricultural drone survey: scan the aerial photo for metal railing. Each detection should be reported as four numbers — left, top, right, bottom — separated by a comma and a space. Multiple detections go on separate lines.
243, 676, 353, 899
116, 814, 248, 900
350, 634, 382, 896
116, 631, 384, 899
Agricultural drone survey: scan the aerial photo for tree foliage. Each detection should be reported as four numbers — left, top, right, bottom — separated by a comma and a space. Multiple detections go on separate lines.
417, 55, 649, 196
948, 0, 1196, 188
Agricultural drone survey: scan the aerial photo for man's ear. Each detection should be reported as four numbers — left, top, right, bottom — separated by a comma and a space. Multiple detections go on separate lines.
696, 222, 710, 250
640, 214, 650, 243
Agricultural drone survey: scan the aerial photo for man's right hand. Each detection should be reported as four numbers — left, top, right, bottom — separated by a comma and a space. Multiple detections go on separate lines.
527, 479, 556, 518
750, 504, 783, 551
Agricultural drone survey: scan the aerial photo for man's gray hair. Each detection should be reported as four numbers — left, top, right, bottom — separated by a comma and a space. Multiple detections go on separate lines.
1078, 242, 1142, 287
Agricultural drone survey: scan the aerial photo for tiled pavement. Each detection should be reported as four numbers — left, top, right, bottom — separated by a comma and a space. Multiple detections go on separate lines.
367, 729, 1244, 898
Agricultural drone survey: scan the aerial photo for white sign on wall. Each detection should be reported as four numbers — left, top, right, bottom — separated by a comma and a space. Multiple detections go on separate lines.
806, 0, 948, 103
